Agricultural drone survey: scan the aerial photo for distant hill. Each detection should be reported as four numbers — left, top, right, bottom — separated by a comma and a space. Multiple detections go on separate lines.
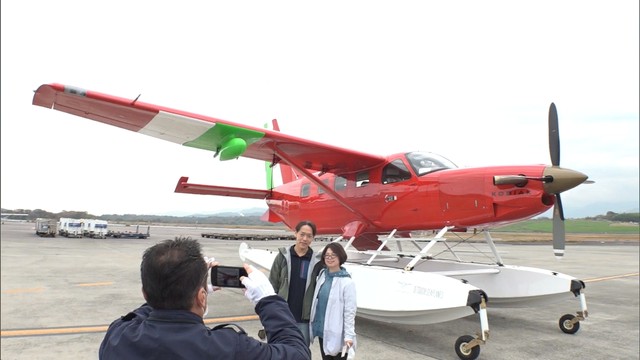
569, 201, 639, 219
0, 207, 276, 227
2, 207, 637, 227
201, 207, 267, 217
156, 207, 268, 218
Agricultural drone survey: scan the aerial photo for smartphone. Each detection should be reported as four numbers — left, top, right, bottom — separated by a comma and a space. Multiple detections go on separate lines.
211, 265, 248, 288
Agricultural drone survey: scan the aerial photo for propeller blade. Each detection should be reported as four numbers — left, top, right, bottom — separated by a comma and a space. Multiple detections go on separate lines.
552, 194, 566, 258
549, 103, 560, 167
556, 193, 565, 221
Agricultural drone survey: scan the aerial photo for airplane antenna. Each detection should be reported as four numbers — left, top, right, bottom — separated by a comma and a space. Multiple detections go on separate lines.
131, 94, 141, 105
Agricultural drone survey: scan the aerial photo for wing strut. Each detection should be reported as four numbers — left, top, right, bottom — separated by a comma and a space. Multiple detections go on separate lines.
273, 147, 377, 230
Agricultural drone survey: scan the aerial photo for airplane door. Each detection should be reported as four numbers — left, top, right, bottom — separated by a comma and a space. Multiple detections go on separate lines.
377, 159, 421, 227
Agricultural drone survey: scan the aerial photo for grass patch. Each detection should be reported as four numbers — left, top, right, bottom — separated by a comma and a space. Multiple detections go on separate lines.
494, 219, 639, 234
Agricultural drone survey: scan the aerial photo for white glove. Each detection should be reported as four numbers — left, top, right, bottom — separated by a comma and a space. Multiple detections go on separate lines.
204, 257, 221, 293
241, 265, 276, 305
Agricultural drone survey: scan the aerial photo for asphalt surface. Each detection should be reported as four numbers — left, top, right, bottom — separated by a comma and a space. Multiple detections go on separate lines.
1, 222, 638, 360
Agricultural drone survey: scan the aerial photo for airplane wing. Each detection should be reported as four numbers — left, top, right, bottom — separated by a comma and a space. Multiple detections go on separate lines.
32, 84, 386, 174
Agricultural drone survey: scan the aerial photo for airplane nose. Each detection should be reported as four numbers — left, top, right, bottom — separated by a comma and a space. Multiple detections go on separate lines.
542, 166, 589, 194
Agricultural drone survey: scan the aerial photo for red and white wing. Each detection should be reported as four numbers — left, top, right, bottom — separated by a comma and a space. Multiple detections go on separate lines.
32, 83, 385, 175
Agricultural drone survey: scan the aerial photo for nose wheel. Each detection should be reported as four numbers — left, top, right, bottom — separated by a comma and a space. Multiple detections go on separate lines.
559, 280, 588, 334
454, 295, 488, 360
455, 335, 481, 360
559, 313, 581, 334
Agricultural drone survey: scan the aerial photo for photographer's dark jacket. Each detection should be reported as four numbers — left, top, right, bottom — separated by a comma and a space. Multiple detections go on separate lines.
99, 295, 310, 360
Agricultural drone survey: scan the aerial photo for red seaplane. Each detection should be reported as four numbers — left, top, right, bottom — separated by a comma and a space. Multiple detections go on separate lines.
33, 83, 591, 360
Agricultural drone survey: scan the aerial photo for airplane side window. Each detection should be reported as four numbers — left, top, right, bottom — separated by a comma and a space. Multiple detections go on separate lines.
382, 160, 411, 184
356, 171, 369, 187
334, 176, 347, 191
318, 179, 330, 194
301, 183, 311, 197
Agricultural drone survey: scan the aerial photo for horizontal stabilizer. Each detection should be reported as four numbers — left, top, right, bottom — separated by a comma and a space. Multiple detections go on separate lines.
175, 176, 270, 199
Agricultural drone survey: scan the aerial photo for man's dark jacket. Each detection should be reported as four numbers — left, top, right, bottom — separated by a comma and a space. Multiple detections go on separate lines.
99, 295, 310, 360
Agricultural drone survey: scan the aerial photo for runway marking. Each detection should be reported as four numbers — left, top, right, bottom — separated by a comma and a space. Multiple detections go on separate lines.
0, 314, 259, 338
204, 315, 259, 326
1, 325, 109, 337
2, 287, 45, 294
584, 272, 639, 283
75, 282, 114, 287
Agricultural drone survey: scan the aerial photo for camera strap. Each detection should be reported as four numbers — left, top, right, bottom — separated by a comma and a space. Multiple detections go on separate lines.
211, 323, 247, 335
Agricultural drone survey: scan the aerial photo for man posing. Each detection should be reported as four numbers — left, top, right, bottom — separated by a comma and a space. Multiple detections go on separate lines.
269, 220, 323, 346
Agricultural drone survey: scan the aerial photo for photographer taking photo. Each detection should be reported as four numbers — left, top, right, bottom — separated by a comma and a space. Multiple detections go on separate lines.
99, 237, 310, 360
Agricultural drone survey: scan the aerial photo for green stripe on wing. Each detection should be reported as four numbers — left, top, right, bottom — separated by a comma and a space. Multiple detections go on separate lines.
184, 123, 265, 160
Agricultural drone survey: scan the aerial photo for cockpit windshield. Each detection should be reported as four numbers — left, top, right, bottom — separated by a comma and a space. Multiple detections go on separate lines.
405, 152, 457, 176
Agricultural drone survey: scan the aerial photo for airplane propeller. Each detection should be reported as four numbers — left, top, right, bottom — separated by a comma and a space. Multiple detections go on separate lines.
495, 103, 589, 258
547, 102, 587, 259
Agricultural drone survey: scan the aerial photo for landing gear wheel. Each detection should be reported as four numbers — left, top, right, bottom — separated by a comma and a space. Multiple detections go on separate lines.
559, 314, 580, 334
455, 335, 481, 360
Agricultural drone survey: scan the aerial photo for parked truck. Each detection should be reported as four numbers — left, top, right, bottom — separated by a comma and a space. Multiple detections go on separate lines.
58, 217, 84, 238
81, 219, 109, 238
35, 218, 57, 237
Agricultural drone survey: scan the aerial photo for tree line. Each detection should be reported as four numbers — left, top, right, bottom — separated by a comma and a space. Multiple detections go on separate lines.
1, 208, 280, 227
2, 208, 638, 225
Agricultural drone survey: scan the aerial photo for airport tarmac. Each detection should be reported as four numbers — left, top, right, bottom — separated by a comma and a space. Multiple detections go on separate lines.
1, 222, 638, 360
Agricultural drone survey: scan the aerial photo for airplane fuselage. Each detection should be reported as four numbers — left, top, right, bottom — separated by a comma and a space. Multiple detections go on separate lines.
265, 152, 554, 237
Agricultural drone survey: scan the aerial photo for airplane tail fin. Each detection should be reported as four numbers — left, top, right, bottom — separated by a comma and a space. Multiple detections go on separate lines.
266, 119, 297, 186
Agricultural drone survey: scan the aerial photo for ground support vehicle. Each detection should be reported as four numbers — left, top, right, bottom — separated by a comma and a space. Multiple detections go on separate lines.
106, 225, 150, 239
35, 218, 57, 237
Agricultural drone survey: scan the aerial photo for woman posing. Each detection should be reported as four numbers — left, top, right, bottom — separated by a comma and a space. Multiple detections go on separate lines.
310, 242, 357, 360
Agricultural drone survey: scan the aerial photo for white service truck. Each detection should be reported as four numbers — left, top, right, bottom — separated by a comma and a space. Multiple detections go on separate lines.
58, 217, 83, 238
81, 219, 109, 238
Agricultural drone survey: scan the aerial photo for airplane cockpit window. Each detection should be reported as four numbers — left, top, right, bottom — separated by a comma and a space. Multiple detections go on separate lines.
382, 159, 412, 184
405, 152, 457, 176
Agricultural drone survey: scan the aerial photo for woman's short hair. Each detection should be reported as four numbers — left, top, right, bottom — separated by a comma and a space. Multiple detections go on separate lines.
321, 242, 348, 265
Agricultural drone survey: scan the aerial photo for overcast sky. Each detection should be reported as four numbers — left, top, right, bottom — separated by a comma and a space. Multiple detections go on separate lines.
1, 1, 638, 217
